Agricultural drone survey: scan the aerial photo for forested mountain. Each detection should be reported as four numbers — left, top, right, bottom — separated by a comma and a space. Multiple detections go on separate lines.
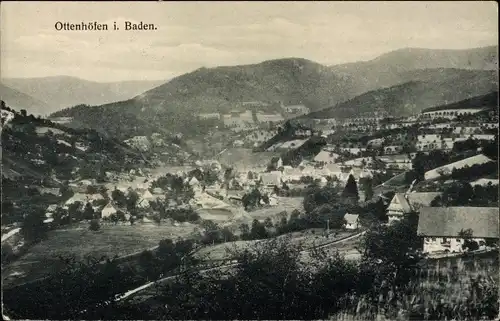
51, 47, 498, 138
303, 69, 498, 119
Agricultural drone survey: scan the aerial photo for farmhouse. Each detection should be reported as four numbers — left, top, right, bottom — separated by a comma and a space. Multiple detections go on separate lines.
344, 213, 360, 230
282, 104, 310, 115
64, 193, 92, 208
101, 202, 118, 218
197, 113, 220, 120
255, 112, 285, 123
417, 207, 499, 254
424, 154, 494, 180
260, 171, 282, 190
386, 192, 441, 224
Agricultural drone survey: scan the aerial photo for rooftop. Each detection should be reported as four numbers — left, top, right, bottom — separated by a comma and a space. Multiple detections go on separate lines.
417, 207, 499, 238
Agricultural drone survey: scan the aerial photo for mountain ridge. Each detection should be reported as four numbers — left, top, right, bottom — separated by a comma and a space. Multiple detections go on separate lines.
302, 68, 498, 119
0, 84, 51, 116
1, 76, 167, 114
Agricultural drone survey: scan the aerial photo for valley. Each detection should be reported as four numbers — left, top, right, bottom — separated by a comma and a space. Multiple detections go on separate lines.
2, 44, 499, 321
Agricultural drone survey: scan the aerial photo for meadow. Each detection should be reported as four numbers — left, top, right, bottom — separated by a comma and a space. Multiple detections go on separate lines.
332, 252, 499, 320
2, 222, 196, 288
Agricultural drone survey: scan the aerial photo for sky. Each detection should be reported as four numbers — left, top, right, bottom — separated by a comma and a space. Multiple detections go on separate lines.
1, 1, 497, 82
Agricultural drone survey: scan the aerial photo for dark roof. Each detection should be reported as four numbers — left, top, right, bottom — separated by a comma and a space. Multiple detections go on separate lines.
417, 207, 499, 238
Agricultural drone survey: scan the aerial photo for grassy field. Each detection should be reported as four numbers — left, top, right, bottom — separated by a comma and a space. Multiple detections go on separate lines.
331, 252, 499, 320
194, 228, 358, 261
2, 222, 196, 288
245, 197, 304, 221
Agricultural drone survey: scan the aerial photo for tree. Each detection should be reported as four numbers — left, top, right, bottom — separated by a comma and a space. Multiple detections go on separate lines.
111, 189, 127, 207
60, 183, 74, 200
67, 202, 82, 222
341, 174, 359, 204
89, 219, 100, 231
261, 194, 270, 205
152, 213, 161, 225
359, 177, 374, 202
359, 213, 424, 287
98, 186, 109, 199
250, 219, 268, 239
21, 207, 48, 243
110, 213, 119, 225
126, 190, 140, 211
239, 223, 251, 240
458, 228, 480, 251
86, 185, 99, 194
264, 217, 274, 228
83, 202, 95, 220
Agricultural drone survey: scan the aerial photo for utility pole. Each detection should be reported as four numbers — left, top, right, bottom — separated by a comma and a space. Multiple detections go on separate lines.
326, 219, 330, 237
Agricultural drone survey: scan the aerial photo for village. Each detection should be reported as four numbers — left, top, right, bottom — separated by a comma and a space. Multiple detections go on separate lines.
3, 94, 498, 281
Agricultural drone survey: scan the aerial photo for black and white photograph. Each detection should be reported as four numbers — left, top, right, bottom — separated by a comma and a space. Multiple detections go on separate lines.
1, 1, 499, 320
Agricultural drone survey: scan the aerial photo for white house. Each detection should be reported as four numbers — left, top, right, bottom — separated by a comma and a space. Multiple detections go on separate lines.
142, 190, 154, 200
101, 202, 118, 219
417, 207, 499, 254
344, 213, 360, 230
386, 192, 441, 224
260, 171, 282, 190
151, 187, 163, 195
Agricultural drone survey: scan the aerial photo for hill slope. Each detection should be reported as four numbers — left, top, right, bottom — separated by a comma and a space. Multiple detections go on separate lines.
51, 58, 363, 137
0, 84, 51, 116
422, 91, 499, 113
303, 68, 498, 119
1, 104, 149, 185
134, 58, 360, 114
331, 46, 498, 93
2, 76, 166, 114
51, 49, 498, 138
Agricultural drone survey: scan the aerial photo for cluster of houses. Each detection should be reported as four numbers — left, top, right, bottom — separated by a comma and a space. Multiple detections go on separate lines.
420, 108, 487, 120
383, 185, 499, 256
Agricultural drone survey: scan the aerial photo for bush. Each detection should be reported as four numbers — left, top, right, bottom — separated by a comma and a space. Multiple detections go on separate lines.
89, 219, 100, 231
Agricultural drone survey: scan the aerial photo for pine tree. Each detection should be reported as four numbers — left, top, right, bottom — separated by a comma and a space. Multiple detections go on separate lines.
364, 179, 374, 202
341, 174, 359, 204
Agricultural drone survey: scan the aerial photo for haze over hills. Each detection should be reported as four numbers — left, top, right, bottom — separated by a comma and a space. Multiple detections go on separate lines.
330, 46, 498, 93
0, 84, 51, 116
303, 68, 498, 119
1, 76, 166, 114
